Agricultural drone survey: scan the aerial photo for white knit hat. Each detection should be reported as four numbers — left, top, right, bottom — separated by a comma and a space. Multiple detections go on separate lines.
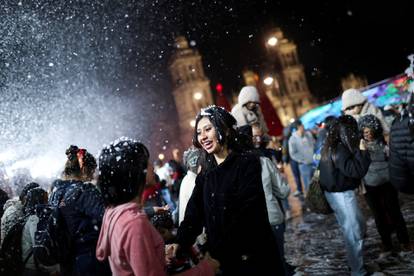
341, 88, 366, 110
238, 86, 260, 106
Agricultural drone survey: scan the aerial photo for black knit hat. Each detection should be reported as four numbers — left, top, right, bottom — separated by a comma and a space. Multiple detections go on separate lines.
19, 182, 40, 202
98, 137, 149, 207
359, 114, 383, 140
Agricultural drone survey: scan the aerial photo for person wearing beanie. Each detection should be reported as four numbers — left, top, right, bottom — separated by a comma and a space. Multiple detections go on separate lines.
231, 85, 269, 134
1, 182, 39, 246
341, 88, 390, 134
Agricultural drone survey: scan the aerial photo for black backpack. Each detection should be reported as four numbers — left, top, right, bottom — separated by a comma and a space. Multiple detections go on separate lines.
33, 204, 73, 267
0, 217, 27, 275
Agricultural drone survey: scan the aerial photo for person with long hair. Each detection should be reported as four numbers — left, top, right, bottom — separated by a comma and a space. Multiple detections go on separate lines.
49, 145, 110, 276
319, 115, 371, 276
96, 138, 218, 276
168, 106, 283, 275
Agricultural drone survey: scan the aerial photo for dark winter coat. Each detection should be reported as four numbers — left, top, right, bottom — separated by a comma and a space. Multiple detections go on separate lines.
49, 180, 105, 254
320, 143, 371, 192
49, 179, 77, 206
176, 152, 283, 276
389, 115, 414, 193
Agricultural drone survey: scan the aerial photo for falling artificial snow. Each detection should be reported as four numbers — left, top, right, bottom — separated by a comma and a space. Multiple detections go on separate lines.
0, 1, 178, 189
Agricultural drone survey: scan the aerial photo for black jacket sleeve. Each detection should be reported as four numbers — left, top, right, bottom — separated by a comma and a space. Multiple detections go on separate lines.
176, 175, 204, 249
334, 145, 371, 179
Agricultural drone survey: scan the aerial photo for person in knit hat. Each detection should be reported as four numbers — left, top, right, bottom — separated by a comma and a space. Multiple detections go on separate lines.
231, 85, 269, 134
341, 88, 390, 134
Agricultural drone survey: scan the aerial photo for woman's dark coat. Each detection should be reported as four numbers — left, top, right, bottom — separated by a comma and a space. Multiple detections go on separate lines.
176, 152, 283, 275
320, 143, 371, 192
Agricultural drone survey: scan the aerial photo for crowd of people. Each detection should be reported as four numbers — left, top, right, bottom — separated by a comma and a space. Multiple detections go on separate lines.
0, 83, 413, 276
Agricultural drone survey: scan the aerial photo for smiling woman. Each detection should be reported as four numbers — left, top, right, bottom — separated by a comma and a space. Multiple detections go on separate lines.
168, 105, 284, 275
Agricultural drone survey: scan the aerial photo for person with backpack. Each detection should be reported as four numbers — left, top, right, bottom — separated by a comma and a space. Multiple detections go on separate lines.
0, 182, 42, 275
1, 182, 39, 246
48, 145, 110, 276
96, 138, 219, 275
22, 187, 59, 276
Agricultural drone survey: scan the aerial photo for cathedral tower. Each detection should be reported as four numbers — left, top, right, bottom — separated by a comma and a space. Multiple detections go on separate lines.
263, 28, 315, 125
341, 73, 368, 91
169, 36, 213, 148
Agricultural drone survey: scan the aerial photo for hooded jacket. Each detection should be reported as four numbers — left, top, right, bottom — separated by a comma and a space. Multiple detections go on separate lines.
96, 202, 214, 276
231, 86, 269, 134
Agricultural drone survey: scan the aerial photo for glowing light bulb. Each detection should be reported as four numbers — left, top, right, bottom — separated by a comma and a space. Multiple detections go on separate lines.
267, 36, 278, 46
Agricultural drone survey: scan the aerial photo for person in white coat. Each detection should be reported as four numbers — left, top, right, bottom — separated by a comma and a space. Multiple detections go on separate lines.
231, 86, 269, 134
178, 147, 202, 225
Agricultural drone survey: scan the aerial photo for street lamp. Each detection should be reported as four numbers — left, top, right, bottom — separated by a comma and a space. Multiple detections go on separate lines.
193, 92, 203, 100
267, 36, 278, 47
158, 153, 165, 161
263, 76, 274, 86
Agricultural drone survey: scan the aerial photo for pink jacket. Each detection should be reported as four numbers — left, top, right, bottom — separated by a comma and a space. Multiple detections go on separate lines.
96, 202, 214, 276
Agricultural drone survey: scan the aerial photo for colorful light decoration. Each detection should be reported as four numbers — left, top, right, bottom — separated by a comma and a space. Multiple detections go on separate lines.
300, 74, 411, 129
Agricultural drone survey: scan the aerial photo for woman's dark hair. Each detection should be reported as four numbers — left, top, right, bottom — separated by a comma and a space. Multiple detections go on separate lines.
192, 105, 245, 172
23, 187, 47, 216
359, 114, 385, 143
192, 105, 238, 150
64, 145, 97, 179
321, 115, 360, 160
323, 116, 337, 130
97, 138, 149, 207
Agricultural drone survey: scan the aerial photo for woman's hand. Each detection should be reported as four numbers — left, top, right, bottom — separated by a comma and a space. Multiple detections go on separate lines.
359, 139, 367, 151
165, 243, 179, 264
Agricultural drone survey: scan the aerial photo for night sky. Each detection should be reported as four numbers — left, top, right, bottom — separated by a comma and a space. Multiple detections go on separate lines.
171, 0, 413, 102
0, 0, 412, 163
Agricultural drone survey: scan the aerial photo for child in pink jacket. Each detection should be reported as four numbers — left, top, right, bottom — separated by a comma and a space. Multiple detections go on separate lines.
96, 138, 218, 276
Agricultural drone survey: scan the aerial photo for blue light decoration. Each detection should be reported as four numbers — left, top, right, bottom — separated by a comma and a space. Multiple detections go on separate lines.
300, 74, 412, 129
